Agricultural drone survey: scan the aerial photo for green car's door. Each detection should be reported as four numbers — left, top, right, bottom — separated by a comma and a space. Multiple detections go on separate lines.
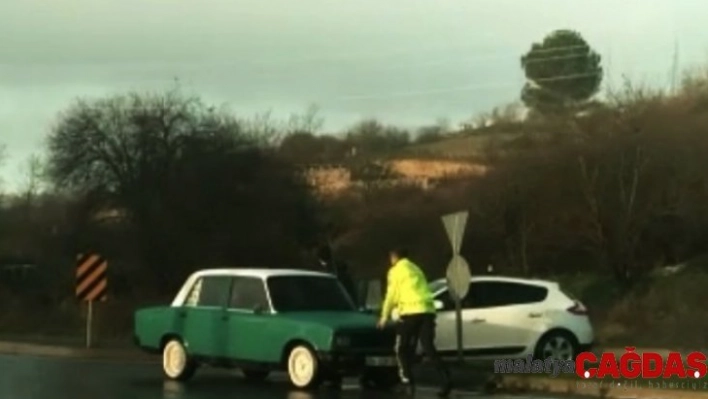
181, 275, 232, 357
224, 276, 277, 362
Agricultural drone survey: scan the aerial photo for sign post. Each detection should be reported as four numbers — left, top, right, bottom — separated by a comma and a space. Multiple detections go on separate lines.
86, 300, 93, 348
75, 253, 108, 349
441, 211, 471, 365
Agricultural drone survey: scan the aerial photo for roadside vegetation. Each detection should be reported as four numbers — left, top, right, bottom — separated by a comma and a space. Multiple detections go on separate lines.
1, 29, 708, 349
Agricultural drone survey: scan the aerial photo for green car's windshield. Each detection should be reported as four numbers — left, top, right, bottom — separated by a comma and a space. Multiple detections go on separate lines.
268, 275, 355, 312
429, 279, 447, 294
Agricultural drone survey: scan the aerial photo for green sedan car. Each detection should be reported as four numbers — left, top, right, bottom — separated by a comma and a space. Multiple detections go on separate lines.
133, 268, 399, 389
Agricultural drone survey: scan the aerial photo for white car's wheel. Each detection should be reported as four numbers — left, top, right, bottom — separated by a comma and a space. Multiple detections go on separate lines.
287, 345, 321, 389
534, 331, 578, 361
162, 338, 197, 381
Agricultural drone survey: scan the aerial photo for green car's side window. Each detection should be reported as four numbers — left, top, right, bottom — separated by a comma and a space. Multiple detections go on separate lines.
187, 276, 232, 307
185, 278, 202, 306
230, 276, 269, 312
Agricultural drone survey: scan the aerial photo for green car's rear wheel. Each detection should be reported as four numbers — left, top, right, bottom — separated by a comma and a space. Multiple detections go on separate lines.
162, 338, 197, 381
287, 345, 322, 389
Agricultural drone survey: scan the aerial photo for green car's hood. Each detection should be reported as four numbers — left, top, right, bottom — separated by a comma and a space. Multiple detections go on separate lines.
278, 311, 378, 331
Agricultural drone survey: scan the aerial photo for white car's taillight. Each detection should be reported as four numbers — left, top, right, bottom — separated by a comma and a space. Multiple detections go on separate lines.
567, 301, 588, 315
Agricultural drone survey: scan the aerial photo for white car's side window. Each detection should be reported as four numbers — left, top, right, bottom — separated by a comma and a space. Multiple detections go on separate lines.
185, 278, 203, 306
466, 281, 548, 309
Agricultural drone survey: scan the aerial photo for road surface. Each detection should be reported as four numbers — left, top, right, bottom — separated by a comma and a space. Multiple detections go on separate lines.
0, 354, 574, 399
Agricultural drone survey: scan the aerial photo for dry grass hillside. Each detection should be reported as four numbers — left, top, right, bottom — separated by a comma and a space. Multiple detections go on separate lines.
306, 158, 487, 196
388, 159, 486, 178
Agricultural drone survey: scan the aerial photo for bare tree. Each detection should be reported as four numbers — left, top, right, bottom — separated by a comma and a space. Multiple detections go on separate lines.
502, 185, 536, 276
17, 153, 44, 209
239, 109, 282, 145
577, 144, 648, 286
46, 88, 320, 289
485, 159, 559, 277
568, 83, 675, 287
414, 117, 450, 144
287, 104, 325, 134
469, 102, 525, 131
345, 119, 410, 156
279, 132, 347, 165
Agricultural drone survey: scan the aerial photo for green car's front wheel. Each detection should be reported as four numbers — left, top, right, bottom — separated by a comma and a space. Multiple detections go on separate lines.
162, 338, 197, 381
287, 344, 322, 389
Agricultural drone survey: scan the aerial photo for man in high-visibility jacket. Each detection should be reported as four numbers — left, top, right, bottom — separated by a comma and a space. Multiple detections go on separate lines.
377, 248, 452, 397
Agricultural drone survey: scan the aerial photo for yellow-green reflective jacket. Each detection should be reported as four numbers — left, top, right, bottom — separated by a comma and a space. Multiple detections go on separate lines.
379, 258, 435, 323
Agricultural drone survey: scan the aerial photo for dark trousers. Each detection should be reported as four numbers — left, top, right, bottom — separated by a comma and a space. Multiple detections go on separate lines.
394, 313, 450, 386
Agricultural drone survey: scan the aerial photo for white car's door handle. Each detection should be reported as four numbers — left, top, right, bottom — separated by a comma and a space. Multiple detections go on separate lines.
470, 318, 485, 323
528, 312, 542, 318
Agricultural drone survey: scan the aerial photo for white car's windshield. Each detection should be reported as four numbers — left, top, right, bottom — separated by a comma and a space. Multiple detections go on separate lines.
268, 275, 355, 312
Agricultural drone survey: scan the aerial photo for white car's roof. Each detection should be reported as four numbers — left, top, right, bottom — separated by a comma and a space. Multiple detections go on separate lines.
189, 268, 334, 280
430, 275, 559, 288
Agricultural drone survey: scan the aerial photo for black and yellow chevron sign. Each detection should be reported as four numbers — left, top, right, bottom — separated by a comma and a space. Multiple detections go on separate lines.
75, 253, 108, 302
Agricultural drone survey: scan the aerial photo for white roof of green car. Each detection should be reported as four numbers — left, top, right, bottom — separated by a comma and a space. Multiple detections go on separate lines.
190, 268, 332, 279
171, 268, 334, 306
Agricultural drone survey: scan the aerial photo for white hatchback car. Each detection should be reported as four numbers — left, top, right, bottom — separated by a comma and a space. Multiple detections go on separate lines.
390, 276, 594, 361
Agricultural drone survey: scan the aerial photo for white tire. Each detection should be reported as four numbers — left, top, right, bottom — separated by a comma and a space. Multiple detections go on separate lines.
287, 345, 321, 389
162, 339, 196, 381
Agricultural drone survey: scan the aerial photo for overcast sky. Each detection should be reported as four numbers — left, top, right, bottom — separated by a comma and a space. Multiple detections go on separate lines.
1, 0, 706, 191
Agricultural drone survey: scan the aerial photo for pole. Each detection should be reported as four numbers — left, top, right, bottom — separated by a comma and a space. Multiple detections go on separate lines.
455, 298, 463, 365
86, 300, 93, 349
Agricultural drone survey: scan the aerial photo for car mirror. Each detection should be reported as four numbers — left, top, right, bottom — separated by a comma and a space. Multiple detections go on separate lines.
433, 300, 443, 310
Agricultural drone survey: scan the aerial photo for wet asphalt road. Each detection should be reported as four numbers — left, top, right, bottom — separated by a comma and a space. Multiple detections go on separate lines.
0, 354, 565, 399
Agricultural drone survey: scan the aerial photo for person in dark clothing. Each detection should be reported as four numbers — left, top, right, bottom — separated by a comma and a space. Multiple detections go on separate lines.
314, 244, 359, 390
316, 244, 358, 307
378, 248, 452, 397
